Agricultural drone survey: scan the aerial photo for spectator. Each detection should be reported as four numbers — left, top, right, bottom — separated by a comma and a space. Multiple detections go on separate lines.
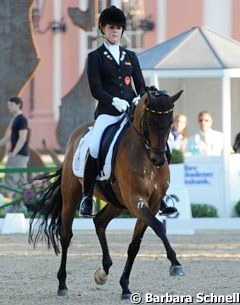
168, 113, 188, 154
187, 111, 224, 156
0, 97, 30, 201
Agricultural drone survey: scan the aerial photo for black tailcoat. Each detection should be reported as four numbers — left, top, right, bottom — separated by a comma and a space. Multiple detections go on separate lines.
87, 44, 146, 118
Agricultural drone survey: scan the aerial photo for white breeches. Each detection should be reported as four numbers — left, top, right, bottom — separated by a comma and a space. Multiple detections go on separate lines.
89, 114, 124, 158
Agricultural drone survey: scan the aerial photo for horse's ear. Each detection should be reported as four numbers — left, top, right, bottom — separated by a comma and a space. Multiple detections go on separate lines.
170, 90, 184, 103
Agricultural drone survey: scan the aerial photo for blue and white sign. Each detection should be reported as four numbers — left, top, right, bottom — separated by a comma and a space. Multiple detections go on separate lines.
183, 155, 240, 217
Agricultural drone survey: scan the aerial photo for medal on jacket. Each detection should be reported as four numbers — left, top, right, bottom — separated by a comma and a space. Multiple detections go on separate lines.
120, 51, 126, 62
104, 51, 113, 60
125, 61, 132, 65
124, 76, 131, 85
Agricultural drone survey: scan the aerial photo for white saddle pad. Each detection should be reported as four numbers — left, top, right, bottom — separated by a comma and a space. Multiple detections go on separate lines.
72, 117, 128, 181
72, 127, 93, 178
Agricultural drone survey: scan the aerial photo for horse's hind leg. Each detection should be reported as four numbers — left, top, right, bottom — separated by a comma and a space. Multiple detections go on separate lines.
57, 177, 82, 296
120, 219, 147, 299
93, 204, 122, 285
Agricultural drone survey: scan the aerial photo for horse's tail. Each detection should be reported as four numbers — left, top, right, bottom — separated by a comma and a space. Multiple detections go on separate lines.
28, 167, 63, 255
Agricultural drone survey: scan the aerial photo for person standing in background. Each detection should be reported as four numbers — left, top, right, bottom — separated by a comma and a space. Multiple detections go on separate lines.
0, 97, 30, 199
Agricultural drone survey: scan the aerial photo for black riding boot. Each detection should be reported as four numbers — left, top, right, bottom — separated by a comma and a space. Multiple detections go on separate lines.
79, 154, 97, 216
159, 199, 178, 216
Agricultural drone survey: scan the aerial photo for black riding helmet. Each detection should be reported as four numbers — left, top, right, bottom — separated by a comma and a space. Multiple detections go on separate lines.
98, 6, 126, 34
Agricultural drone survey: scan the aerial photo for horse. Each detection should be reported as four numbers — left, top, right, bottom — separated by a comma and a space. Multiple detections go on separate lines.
29, 87, 184, 299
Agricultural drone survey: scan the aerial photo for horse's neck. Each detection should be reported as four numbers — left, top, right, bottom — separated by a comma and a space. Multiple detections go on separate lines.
132, 103, 144, 135
125, 126, 149, 165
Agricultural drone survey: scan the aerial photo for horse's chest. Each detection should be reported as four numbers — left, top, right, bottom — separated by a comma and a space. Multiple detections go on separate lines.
144, 169, 169, 191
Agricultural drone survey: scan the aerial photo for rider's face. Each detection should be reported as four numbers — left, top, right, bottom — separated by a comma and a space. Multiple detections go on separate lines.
102, 24, 123, 44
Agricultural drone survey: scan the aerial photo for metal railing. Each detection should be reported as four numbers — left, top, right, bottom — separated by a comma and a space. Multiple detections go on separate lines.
0, 166, 57, 211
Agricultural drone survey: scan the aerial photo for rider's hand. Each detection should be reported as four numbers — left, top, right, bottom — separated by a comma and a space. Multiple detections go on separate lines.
132, 95, 141, 106
112, 97, 130, 112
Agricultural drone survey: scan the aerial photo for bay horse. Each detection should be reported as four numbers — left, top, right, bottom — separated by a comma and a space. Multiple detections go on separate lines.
29, 87, 184, 299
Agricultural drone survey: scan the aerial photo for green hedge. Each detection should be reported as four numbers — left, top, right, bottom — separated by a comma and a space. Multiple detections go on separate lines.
191, 203, 218, 218
235, 200, 240, 216
170, 149, 184, 164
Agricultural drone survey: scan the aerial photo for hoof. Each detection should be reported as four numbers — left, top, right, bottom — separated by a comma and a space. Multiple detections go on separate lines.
57, 289, 69, 297
94, 268, 107, 285
170, 265, 185, 276
121, 293, 132, 300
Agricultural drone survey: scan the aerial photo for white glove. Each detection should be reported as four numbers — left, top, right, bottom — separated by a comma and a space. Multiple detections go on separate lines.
112, 97, 130, 112
132, 95, 141, 106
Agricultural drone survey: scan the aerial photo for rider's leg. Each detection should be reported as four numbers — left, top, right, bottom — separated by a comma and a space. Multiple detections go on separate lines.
79, 152, 97, 216
159, 142, 178, 216
79, 114, 123, 216
159, 199, 178, 216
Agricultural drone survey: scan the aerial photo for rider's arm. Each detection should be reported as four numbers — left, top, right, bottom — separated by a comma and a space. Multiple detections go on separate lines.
87, 51, 114, 107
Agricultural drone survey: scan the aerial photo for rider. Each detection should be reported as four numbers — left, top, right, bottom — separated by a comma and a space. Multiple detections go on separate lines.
79, 5, 177, 217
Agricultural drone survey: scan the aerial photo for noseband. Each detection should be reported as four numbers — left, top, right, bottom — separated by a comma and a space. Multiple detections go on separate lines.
140, 106, 173, 154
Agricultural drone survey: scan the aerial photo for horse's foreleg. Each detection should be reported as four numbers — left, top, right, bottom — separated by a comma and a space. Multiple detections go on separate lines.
136, 205, 184, 275
120, 219, 147, 299
93, 204, 122, 285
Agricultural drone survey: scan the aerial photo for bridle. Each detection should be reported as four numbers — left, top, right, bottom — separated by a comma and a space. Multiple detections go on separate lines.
139, 106, 173, 154
124, 89, 176, 158
126, 88, 183, 162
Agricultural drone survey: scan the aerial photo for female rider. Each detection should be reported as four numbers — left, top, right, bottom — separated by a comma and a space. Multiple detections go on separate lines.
80, 6, 177, 217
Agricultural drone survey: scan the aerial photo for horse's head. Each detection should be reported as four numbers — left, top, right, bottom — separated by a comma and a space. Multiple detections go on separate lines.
134, 87, 183, 167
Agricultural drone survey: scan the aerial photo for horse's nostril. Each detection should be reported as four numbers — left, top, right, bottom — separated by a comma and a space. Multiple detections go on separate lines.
152, 159, 165, 167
